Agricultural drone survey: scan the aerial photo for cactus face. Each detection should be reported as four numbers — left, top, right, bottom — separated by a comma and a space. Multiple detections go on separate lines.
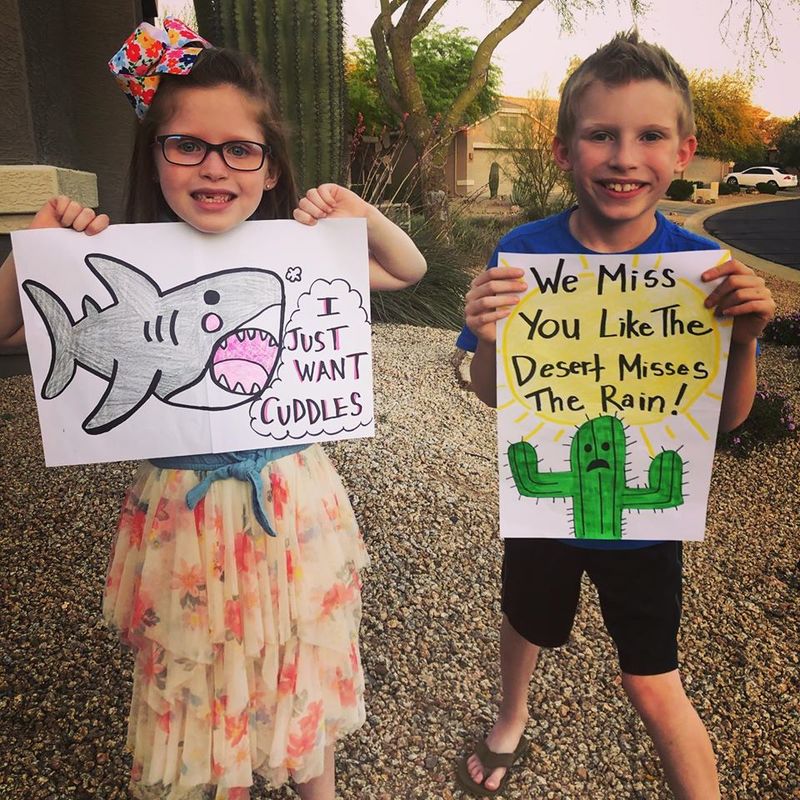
508, 415, 684, 540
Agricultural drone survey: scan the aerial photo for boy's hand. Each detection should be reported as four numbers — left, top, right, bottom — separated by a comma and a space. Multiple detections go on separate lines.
702, 258, 775, 345
29, 196, 109, 234
465, 266, 527, 344
293, 184, 372, 225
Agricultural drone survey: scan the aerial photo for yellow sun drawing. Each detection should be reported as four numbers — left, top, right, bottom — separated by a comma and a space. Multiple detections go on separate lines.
499, 252, 730, 455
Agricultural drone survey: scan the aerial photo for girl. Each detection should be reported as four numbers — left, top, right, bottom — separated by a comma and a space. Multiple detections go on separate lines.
0, 18, 425, 800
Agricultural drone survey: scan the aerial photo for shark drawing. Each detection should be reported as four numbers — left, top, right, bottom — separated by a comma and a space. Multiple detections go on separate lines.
23, 254, 285, 434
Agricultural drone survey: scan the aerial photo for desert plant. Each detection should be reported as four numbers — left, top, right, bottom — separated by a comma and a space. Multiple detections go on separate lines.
370, 221, 474, 329
666, 179, 694, 200
496, 90, 575, 220
717, 388, 798, 457
756, 181, 779, 194
194, 0, 347, 191
763, 311, 800, 346
718, 181, 740, 195
489, 161, 500, 199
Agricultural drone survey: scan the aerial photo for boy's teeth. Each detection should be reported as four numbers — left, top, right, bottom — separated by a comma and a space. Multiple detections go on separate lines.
607, 182, 639, 193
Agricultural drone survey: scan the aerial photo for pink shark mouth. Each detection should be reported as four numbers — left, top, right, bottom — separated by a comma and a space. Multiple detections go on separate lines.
211, 328, 279, 395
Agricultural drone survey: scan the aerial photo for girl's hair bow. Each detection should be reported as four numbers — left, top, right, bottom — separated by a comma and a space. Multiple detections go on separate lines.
108, 17, 211, 120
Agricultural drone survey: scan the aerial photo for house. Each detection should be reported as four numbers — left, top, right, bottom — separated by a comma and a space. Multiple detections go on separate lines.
446, 96, 558, 197
444, 95, 733, 195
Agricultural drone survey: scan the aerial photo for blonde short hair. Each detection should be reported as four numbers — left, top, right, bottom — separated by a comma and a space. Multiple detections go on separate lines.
556, 30, 695, 141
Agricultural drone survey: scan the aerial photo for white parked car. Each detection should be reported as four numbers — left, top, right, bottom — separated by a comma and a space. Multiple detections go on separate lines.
723, 166, 798, 189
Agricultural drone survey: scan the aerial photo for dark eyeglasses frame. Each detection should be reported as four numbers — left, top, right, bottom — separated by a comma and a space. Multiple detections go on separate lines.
154, 135, 271, 171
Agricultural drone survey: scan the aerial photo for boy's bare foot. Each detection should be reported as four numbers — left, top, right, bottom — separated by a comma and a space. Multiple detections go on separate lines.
464, 710, 529, 792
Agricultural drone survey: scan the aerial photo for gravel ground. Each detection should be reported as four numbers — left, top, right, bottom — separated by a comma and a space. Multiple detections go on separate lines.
1, 271, 798, 800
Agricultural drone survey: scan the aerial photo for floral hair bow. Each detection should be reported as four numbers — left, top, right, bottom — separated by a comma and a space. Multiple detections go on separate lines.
109, 17, 211, 119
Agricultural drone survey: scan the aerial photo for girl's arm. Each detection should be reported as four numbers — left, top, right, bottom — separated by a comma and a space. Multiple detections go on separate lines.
701, 258, 775, 432
0, 197, 109, 341
293, 184, 426, 291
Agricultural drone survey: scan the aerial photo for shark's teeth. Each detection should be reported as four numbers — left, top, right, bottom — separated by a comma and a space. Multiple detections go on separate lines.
220, 338, 228, 350
251, 382, 261, 393
236, 331, 246, 342
234, 381, 246, 393
219, 374, 230, 389
247, 329, 257, 340
259, 331, 268, 340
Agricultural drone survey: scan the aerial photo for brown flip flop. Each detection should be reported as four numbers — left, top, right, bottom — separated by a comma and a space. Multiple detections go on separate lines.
456, 735, 530, 797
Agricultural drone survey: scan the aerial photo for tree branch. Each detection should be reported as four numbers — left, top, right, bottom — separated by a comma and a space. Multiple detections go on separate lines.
444, 0, 546, 129
370, 8, 403, 116
417, 0, 450, 34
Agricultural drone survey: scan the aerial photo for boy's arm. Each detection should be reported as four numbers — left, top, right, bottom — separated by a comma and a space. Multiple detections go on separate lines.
465, 266, 527, 408
702, 259, 775, 433
293, 184, 426, 291
0, 196, 109, 341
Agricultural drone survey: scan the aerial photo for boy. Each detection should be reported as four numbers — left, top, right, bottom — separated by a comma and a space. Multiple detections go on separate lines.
456, 31, 775, 799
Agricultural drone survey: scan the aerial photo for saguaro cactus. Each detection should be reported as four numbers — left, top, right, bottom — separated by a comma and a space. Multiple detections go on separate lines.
488, 161, 499, 198
507, 416, 684, 540
194, 0, 346, 191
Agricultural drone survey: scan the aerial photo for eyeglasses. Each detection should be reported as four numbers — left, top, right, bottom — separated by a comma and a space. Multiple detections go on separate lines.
155, 135, 271, 171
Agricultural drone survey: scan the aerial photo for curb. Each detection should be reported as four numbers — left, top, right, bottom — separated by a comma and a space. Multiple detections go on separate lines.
682, 195, 800, 283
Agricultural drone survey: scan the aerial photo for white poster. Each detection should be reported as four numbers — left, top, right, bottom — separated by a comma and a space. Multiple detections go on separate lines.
497, 250, 732, 542
12, 219, 373, 466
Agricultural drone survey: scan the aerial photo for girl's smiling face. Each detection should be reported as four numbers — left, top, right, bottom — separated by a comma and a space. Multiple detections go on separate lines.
155, 84, 277, 234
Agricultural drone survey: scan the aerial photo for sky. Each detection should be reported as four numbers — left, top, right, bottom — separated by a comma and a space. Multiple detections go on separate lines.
341, 0, 800, 118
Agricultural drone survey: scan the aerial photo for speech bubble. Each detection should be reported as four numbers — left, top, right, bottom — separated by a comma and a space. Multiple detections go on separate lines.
250, 278, 373, 440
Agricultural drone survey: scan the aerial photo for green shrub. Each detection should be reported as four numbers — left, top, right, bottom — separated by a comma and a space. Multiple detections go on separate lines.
717, 388, 798, 458
756, 181, 778, 194
718, 181, 740, 195
763, 311, 800, 346
666, 179, 694, 200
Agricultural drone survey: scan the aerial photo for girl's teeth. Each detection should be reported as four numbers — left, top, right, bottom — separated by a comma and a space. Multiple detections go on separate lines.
195, 193, 232, 203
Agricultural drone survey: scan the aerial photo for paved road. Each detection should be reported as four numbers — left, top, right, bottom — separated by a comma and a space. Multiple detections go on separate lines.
704, 195, 800, 270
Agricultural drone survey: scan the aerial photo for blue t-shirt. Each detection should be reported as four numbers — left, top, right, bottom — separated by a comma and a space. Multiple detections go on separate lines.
458, 208, 720, 549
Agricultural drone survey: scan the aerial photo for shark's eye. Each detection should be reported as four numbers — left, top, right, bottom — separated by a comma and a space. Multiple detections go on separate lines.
204, 290, 220, 305
601, 442, 610, 451
584, 443, 592, 453
202, 313, 222, 333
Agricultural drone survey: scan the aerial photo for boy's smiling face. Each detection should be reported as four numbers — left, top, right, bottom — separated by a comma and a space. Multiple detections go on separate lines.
552, 79, 697, 251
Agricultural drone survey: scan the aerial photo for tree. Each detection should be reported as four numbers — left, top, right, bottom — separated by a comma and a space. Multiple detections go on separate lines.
689, 71, 765, 164
368, 0, 564, 202
368, 0, 796, 208
346, 26, 501, 136
495, 91, 575, 219
777, 115, 800, 170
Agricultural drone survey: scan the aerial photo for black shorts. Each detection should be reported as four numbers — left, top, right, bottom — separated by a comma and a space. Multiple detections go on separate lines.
501, 538, 682, 676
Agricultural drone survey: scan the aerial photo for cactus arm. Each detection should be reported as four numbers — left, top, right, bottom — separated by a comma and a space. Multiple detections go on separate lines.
622, 450, 684, 510
507, 441, 575, 498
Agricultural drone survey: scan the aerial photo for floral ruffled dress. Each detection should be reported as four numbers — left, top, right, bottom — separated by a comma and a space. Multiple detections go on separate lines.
103, 444, 367, 799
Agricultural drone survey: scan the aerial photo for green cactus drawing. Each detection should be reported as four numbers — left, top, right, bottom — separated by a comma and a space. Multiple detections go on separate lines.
507, 416, 684, 540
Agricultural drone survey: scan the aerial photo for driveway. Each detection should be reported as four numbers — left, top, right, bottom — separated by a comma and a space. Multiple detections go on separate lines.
704, 193, 800, 270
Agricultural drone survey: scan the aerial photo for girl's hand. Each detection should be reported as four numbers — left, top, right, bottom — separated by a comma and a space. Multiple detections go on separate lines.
29, 195, 109, 234
294, 184, 425, 291
465, 266, 527, 344
702, 259, 775, 345
293, 184, 372, 225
